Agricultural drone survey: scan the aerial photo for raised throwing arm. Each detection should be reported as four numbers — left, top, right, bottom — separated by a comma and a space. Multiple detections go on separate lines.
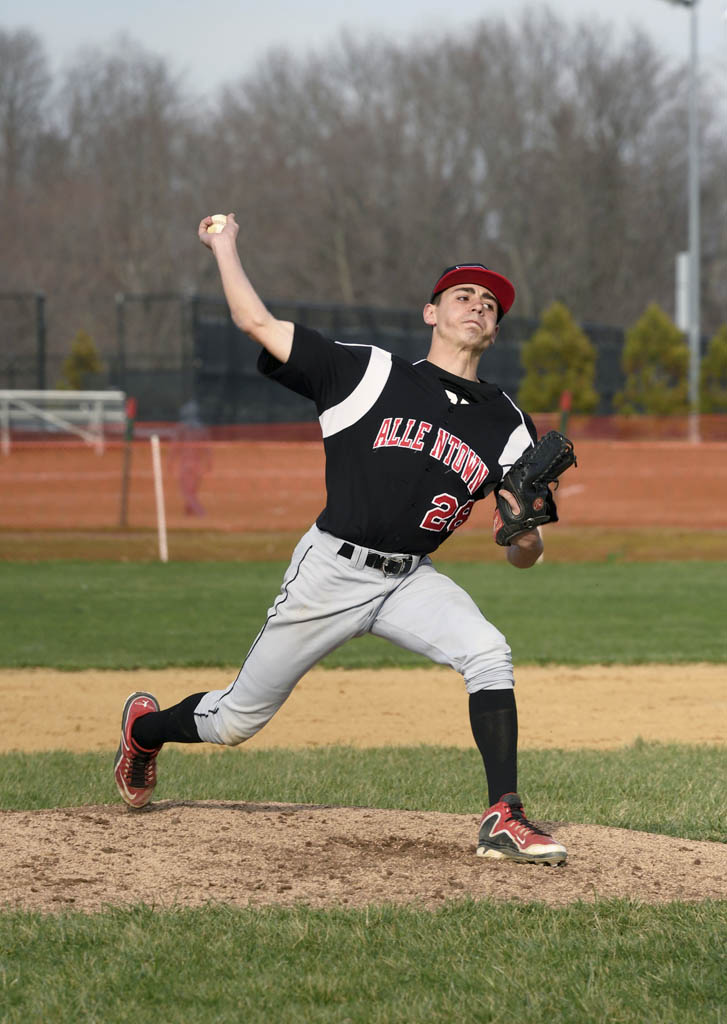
198, 213, 294, 364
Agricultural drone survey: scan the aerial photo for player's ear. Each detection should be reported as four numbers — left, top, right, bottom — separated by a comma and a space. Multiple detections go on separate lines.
423, 303, 437, 327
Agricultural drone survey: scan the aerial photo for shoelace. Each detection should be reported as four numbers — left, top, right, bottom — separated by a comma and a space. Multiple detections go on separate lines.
126, 751, 155, 788
506, 806, 549, 837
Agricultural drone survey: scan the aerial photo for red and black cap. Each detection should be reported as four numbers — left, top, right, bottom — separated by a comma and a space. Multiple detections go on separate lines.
430, 264, 516, 321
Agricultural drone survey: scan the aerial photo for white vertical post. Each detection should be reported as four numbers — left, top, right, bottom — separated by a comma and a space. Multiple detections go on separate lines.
660, 0, 701, 441
675, 251, 689, 332
1, 397, 9, 456
93, 400, 104, 455
150, 434, 168, 563
686, 0, 701, 443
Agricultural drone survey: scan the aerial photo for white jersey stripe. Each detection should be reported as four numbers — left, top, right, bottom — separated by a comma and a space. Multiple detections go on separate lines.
497, 390, 533, 471
498, 422, 534, 472
319, 346, 392, 438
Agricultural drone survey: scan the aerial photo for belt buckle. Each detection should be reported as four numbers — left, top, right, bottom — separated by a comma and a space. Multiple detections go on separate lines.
382, 556, 406, 577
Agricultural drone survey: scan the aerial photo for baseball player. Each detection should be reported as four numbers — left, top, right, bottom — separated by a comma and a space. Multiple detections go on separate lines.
114, 213, 567, 866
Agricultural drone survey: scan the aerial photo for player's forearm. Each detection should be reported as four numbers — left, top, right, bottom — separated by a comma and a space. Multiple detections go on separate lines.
211, 237, 293, 359
506, 529, 543, 569
211, 236, 271, 333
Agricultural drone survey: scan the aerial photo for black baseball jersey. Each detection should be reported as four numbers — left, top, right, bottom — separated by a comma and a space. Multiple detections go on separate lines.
259, 323, 537, 555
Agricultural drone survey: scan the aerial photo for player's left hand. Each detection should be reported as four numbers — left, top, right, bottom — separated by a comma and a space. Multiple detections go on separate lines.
495, 489, 543, 567
493, 489, 535, 543
494, 430, 576, 547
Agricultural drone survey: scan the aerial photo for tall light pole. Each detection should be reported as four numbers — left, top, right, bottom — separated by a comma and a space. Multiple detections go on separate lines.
686, 0, 700, 442
663, 0, 701, 441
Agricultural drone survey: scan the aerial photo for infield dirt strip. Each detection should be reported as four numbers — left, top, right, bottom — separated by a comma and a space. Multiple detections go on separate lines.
2, 665, 726, 912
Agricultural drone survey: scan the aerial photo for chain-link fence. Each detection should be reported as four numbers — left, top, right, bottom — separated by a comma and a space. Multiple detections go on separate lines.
0, 293, 47, 390
1, 289, 643, 422
113, 294, 630, 422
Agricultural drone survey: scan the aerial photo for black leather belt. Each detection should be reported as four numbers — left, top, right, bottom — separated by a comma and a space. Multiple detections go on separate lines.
338, 542, 413, 577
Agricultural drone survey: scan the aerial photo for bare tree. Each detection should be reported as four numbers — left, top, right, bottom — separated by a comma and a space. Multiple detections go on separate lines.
204, 7, 709, 331
19, 36, 202, 376
56, 35, 196, 294
2, 5, 725, 396
0, 27, 51, 200
700, 80, 727, 332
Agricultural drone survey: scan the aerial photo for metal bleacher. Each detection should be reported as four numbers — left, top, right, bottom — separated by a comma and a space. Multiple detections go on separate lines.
0, 390, 126, 455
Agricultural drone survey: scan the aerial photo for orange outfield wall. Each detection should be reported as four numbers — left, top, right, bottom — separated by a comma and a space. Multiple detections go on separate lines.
1, 437, 725, 532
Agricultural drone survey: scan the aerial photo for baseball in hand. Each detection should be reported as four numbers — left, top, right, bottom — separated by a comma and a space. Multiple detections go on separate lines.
206, 214, 228, 234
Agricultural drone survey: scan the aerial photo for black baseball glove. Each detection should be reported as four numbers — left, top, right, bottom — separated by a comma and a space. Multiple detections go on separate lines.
493, 430, 577, 546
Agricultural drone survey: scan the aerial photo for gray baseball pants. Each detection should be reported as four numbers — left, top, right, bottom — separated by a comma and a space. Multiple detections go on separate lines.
193, 524, 513, 745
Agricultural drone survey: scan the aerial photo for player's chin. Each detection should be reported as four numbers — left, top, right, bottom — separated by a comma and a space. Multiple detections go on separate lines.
465, 320, 495, 337
470, 331, 496, 351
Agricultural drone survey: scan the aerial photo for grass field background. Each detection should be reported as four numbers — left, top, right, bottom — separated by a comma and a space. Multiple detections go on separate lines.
2, 560, 726, 668
3, 901, 725, 1023
2, 743, 725, 841
2, 553, 726, 1022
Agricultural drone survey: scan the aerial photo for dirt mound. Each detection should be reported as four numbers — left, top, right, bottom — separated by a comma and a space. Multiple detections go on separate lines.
2, 801, 725, 914
3, 664, 725, 913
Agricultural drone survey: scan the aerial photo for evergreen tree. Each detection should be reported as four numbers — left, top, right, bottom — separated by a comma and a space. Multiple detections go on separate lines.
614, 304, 688, 415
700, 325, 727, 413
56, 330, 104, 390
517, 302, 598, 413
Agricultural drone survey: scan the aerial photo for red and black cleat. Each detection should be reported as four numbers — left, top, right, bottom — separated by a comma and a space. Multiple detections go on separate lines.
476, 792, 567, 865
113, 692, 161, 808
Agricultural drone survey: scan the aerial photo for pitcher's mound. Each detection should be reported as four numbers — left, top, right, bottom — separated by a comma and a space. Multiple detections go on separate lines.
2, 802, 725, 914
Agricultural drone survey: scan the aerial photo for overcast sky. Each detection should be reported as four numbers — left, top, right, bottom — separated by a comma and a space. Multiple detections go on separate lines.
3, 0, 727, 96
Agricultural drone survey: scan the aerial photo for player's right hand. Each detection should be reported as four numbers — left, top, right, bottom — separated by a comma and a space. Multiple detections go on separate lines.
198, 212, 238, 249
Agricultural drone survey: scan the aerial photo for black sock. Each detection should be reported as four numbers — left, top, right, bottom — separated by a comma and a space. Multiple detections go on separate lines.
469, 688, 518, 806
131, 692, 207, 748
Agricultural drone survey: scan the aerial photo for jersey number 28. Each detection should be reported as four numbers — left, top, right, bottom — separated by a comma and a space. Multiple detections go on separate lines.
420, 493, 475, 533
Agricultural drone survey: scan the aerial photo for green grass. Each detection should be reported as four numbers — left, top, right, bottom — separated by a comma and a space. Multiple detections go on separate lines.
2, 901, 725, 1024
2, 747, 726, 1022
1, 560, 726, 668
2, 744, 725, 842
2, 557, 725, 1023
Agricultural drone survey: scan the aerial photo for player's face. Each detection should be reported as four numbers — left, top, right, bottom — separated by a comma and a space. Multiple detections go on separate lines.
426, 284, 500, 351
